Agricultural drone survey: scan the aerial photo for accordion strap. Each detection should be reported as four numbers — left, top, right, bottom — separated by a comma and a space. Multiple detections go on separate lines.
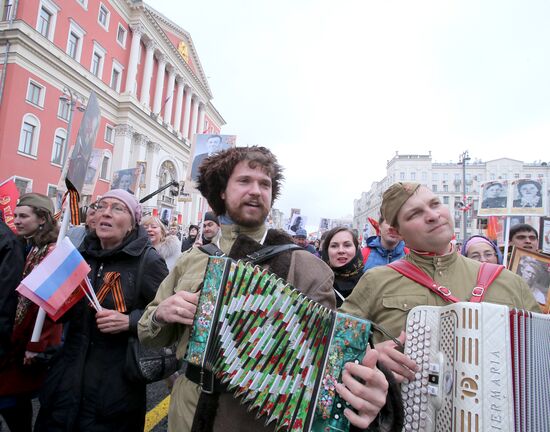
388, 259, 504, 303
199, 242, 301, 264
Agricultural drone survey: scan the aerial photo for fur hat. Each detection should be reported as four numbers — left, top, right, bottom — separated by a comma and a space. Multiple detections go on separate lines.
196, 146, 284, 216
380, 182, 421, 227
17, 193, 54, 215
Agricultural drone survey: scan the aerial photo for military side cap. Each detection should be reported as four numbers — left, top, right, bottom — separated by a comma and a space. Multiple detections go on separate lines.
17, 192, 55, 215
380, 182, 421, 227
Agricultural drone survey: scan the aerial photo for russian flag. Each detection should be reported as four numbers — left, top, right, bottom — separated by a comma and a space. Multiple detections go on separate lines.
17, 237, 90, 320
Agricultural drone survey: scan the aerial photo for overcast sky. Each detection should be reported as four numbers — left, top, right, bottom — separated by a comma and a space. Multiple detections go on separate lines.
154, 0, 550, 231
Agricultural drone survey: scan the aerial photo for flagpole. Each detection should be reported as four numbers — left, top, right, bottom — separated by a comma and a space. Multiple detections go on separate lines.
502, 216, 511, 268
30, 201, 72, 342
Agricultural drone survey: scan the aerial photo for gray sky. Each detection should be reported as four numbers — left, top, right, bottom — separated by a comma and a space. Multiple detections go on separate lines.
154, 0, 550, 231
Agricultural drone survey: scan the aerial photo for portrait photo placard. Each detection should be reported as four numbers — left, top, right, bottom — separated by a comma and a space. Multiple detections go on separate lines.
478, 178, 547, 216
508, 247, 550, 313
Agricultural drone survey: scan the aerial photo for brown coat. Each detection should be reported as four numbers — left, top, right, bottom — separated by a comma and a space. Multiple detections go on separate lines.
138, 224, 335, 432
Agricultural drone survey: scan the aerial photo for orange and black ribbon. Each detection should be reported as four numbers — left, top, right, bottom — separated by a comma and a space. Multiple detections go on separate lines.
95, 272, 127, 313
54, 189, 81, 225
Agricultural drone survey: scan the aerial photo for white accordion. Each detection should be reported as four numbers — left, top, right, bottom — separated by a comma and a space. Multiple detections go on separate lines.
401, 302, 550, 432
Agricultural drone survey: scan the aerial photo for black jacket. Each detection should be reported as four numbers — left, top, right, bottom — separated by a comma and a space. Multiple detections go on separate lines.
36, 227, 169, 431
0, 221, 25, 360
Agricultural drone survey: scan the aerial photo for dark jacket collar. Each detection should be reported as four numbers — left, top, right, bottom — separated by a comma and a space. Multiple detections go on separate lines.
80, 225, 151, 260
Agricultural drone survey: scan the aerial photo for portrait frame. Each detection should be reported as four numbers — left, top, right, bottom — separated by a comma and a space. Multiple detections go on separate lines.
188, 134, 236, 183
136, 161, 147, 189
477, 180, 508, 216
509, 247, 550, 313
540, 216, 550, 255
510, 178, 545, 216
110, 167, 140, 194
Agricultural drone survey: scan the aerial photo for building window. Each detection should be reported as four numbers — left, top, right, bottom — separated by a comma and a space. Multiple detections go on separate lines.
432, 184, 437, 192
421, 172, 427, 182
454, 173, 460, 181
47, 185, 57, 199
525, 173, 531, 179
51, 129, 67, 165
67, 32, 79, 58
37, 7, 52, 37
98, 3, 110, 29
399, 172, 405, 180
90, 42, 106, 79
100, 153, 111, 180
490, 172, 496, 180
14, 177, 31, 196
443, 196, 449, 204
454, 184, 460, 193
410, 172, 416, 180
514, 173, 520, 179
116, 24, 127, 47
443, 184, 449, 192
110, 61, 123, 92
76, 0, 88, 9
66, 20, 85, 61
432, 173, 438, 181
26, 81, 44, 107
57, 98, 70, 121
104, 125, 114, 143
443, 173, 449, 181
18, 114, 40, 156
36, 0, 59, 41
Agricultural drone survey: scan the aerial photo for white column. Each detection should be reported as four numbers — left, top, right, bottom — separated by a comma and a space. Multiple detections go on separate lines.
125, 24, 144, 94
146, 142, 161, 194
181, 86, 193, 139
190, 96, 200, 140
152, 54, 166, 115
173, 77, 184, 133
197, 103, 206, 134
140, 40, 156, 106
163, 66, 176, 125
112, 125, 134, 171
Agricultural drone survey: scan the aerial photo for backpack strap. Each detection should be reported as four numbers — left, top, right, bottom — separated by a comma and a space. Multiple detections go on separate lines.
470, 263, 504, 303
244, 244, 301, 264
198, 243, 225, 257
387, 260, 462, 304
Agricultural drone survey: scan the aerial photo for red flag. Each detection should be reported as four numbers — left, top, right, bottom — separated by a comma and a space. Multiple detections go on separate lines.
486, 216, 498, 241
177, 214, 183, 224
152, 208, 159, 217
0, 179, 20, 233
368, 217, 380, 236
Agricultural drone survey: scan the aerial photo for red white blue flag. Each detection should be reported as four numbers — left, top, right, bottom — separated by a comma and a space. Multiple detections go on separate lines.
17, 237, 90, 320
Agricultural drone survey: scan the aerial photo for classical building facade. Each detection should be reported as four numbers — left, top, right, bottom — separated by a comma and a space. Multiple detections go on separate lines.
354, 152, 550, 242
0, 0, 224, 225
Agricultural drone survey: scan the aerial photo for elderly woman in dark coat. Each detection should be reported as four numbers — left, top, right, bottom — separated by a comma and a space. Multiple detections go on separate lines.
36, 189, 169, 431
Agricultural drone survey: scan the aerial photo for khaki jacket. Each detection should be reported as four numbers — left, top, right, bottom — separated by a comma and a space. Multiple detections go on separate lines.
138, 224, 335, 432
340, 251, 541, 344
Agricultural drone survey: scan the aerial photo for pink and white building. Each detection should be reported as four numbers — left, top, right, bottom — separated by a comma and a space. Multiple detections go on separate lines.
0, 0, 225, 224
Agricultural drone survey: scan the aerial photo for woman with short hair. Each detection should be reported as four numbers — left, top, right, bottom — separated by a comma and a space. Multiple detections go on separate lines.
36, 189, 169, 431
142, 215, 181, 271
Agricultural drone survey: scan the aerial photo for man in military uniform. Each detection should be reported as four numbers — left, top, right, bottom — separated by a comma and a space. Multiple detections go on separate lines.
341, 182, 540, 383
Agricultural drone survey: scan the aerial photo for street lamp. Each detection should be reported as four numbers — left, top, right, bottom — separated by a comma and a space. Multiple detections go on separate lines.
59, 87, 85, 168
458, 151, 471, 242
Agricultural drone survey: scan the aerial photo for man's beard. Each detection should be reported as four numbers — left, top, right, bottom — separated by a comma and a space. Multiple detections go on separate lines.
226, 204, 269, 228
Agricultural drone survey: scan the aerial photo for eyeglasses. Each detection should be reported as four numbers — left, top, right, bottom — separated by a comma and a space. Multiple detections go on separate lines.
469, 252, 496, 261
96, 202, 129, 215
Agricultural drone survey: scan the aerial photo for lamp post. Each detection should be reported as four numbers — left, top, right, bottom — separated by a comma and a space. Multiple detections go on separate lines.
458, 151, 471, 242
59, 87, 85, 168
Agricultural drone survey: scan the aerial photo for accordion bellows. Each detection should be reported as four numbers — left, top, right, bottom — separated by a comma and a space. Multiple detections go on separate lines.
185, 257, 372, 432
401, 302, 550, 432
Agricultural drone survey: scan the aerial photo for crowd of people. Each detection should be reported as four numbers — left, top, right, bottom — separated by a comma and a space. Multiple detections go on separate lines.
0, 145, 547, 431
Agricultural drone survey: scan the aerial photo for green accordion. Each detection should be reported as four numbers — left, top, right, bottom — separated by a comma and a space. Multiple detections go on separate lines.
185, 257, 372, 432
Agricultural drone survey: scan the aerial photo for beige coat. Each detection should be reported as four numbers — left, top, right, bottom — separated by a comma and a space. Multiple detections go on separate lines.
340, 251, 541, 344
138, 224, 335, 431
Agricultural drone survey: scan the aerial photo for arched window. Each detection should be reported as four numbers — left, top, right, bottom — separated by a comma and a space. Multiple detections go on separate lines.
158, 160, 177, 206
18, 114, 40, 157
51, 128, 67, 165
100, 150, 112, 180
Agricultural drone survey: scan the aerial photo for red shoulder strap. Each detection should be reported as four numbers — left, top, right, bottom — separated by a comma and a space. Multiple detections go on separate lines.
470, 263, 504, 303
387, 260, 461, 303
361, 247, 371, 264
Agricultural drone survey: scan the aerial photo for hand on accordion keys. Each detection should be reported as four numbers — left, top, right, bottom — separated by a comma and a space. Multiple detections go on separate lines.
334, 349, 389, 430
154, 290, 200, 326
375, 331, 418, 383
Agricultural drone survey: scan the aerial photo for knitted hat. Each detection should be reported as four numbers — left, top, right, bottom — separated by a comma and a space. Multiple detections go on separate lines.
204, 211, 219, 225
294, 228, 307, 238
17, 193, 54, 215
99, 189, 142, 225
380, 182, 421, 227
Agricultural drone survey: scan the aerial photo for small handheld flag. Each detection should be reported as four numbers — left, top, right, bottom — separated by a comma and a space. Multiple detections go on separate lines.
17, 237, 90, 321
